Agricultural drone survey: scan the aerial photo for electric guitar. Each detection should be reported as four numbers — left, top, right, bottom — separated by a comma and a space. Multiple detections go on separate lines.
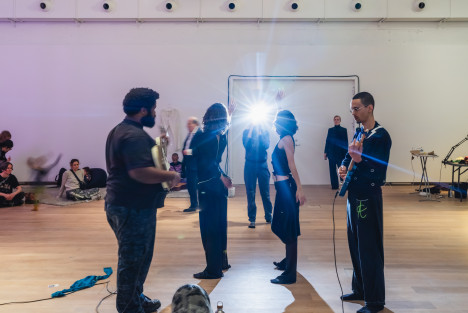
151, 129, 171, 191
338, 130, 367, 197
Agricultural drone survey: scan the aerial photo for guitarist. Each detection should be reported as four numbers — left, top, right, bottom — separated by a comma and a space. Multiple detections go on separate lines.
105, 88, 180, 313
338, 92, 392, 313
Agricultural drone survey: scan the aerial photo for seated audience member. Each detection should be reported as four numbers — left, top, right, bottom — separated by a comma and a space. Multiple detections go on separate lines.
0, 139, 13, 162
0, 162, 25, 207
170, 153, 187, 185
0, 130, 11, 144
57, 159, 100, 201
171, 284, 213, 313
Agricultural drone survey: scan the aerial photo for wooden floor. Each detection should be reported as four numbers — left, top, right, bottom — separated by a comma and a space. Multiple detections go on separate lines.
0, 185, 467, 313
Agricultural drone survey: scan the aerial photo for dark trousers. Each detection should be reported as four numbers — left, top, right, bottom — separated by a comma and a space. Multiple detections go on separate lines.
105, 203, 157, 313
186, 169, 198, 208
198, 187, 228, 277
244, 161, 273, 222
0, 192, 25, 207
347, 191, 385, 307
328, 156, 343, 189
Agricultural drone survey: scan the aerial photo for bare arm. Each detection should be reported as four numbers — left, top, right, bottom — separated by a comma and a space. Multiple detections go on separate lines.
128, 167, 180, 187
282, 136, 306, 206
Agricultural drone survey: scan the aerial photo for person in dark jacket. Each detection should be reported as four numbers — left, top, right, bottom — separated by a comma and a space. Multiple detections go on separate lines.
324, 115, 348, 189
182, 117, 203, 212
242, 124, 273, 228
192, 103, 234, 279
339, 92, 391, 313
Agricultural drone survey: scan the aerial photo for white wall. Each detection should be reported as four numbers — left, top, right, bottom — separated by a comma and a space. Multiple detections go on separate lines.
0, 20, 467, 183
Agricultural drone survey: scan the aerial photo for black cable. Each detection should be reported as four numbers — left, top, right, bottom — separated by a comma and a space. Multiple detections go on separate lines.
0, 281, 110, 306
95, 281, 117, 313
332, 190, 345, 313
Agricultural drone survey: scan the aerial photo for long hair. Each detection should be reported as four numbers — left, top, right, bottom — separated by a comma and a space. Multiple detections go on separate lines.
202, 103, 229, 134
274, 110, 298, 137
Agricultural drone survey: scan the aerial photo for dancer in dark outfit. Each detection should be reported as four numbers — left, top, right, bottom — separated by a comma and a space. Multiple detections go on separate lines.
192, 103, 234, 279
270, 110, 306, 285
105, 88, 180, 313
339, 92, 391, 313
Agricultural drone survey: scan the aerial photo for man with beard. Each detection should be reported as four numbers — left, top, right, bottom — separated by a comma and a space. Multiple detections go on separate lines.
105, 88, 180, 313
339, 92, 391, 313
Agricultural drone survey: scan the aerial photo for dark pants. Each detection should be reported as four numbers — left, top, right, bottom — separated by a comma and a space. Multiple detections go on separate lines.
198, 183, 228, 277
272, 177, 300, 280
0, 192, 25, 207
328, 156, 343, 189
347, 191, 385, 307
244, 161, 273, 222
105, 203, 157, 313
186, 169, 198, 208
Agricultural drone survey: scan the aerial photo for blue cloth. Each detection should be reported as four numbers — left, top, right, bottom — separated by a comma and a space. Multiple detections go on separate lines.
51, 267, 113, 298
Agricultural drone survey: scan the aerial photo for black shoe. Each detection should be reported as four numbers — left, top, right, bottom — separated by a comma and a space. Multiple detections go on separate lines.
222, 264, 231, 270
265, 219, 271, 224
270, 275, 296, 285
341, 293, 364, 301
193, 270, 223, 279
140, 294, 161, 313
273, 259, 286, 271
183, 207, 197, 212
356, 305, 384, 313
248, 222, 255, 228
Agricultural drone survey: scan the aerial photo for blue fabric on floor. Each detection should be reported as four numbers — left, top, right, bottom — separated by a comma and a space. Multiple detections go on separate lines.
51, 267, 113, 298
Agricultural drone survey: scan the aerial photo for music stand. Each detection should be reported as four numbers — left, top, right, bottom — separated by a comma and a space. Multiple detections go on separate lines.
411, 151, 439, 202
442, 134, 468, 202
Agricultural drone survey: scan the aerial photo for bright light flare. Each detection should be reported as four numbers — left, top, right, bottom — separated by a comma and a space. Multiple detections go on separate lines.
247, 102, 272, 125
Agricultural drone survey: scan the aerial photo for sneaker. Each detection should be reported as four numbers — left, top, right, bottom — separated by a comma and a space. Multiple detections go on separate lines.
248, 222, 255, 228
140, 294, 161, 313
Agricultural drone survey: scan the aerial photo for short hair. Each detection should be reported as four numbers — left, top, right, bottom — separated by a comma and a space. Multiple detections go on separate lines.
123, 88, 160, 116
0, 161, 12, 172
82, 166, 90, 173
274, 110, 298, 137
70, 159, 79, 166
334, 115, 341, 120
0, 130, 11, 143
172, 153, 179, 157
353, 92, 375, 108
0, 139, 13, 149
203, 103, 229, 133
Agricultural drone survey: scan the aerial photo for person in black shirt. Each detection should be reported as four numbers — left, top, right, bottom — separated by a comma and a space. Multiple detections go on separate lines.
324, 115, 348, 189
0, 162, 25, 207
242, 124, 273, 228
105, 88, 180, 313
339, 92, 391, 313
0, 140, 13, 163
270, 110, 306, 285
192, 103, 233, 279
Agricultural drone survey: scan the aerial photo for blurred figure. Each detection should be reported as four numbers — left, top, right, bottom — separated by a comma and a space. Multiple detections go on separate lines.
242, 123, 273, 228
0, 139, 13, 162
0, 130, 11, 144
0, 162, 25, 207
324, 115, 348, 190
182, 117, 202, 212
171, 284, 213, 313
27, 154, 62, 210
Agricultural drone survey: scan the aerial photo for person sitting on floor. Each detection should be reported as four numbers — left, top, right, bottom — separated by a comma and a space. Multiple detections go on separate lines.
170, 153, 187, 189
0, 139, 13, 162
57, 159, 100, 201
0, 161, 25, 207
83, 166, 92, 186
